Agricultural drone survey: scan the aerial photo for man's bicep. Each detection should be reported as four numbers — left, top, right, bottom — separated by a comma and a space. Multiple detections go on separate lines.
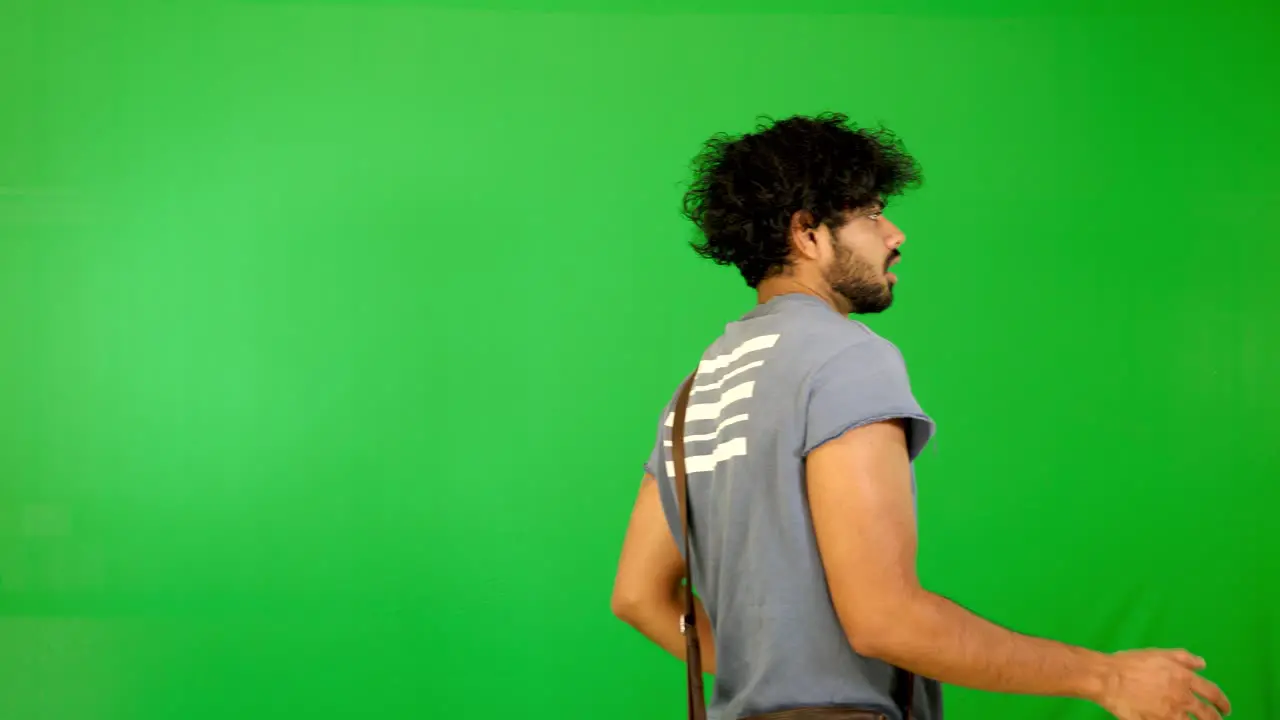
805, 419, 922, 646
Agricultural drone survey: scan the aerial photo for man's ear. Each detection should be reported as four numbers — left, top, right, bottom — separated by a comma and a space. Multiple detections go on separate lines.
789, 209, 822, 261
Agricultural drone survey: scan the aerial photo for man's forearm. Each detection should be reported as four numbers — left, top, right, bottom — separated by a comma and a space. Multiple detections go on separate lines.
617, 591, 717, 675
857, 589, 1111, 701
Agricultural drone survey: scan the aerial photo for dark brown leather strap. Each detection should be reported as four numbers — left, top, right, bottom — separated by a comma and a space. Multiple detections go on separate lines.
672, 372, 706, 720
893, 668, 915, 720
749, 711, 888, 720
671, 370, 915, 720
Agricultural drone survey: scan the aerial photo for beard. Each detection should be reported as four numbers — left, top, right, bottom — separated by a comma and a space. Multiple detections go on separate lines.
826, 242, 896, 314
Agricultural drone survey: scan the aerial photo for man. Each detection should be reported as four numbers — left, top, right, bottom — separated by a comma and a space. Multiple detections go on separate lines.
610, 113, 1232, 720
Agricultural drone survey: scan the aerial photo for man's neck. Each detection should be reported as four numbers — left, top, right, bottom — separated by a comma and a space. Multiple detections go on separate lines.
756, 276, 851, 315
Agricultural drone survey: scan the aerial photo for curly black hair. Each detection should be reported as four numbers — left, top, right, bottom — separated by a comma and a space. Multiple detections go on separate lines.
681, 113, 923, 289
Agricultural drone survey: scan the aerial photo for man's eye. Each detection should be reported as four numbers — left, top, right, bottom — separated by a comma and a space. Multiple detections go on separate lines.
867, 212, 882, 221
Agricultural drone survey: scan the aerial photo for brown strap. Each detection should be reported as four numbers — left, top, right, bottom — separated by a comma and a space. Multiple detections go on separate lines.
671, 370, 916, 720
671, 373, 706, 720
893, 669, 915, 720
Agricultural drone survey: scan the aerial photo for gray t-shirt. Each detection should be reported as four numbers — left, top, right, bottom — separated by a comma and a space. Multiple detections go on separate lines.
644, 293, 943, 720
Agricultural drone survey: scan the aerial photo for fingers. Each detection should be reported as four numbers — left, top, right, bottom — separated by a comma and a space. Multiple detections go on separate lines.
1190, 674, 1232, 717
1186, 700, 1223, 720
1161, 649, 1206, 670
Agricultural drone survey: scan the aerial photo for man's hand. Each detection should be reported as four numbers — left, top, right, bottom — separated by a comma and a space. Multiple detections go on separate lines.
1096, 649, 1231, 720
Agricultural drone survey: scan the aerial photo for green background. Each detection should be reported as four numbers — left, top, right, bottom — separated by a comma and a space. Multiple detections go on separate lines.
2, 0, 1276, 718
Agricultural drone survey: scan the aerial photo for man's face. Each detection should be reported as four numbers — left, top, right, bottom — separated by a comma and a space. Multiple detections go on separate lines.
822, 206, 905, 314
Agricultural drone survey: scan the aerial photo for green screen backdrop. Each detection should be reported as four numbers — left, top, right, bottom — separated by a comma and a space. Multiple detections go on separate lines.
2, 1, 1276, 718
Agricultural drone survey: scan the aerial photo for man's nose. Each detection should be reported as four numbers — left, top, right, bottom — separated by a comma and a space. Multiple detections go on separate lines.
885, 219, 905, 250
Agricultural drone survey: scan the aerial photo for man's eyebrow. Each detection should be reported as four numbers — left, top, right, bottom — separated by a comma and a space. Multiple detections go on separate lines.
842, 198, 886, 217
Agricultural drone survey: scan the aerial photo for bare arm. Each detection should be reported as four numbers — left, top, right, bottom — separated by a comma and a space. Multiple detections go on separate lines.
806, 418, 1110, 699
611, 473, 716, 675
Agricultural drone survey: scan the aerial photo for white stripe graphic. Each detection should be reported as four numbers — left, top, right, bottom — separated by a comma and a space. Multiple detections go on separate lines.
664, 413, 749, 447
666, 437, 748, 476
666, 381, 755, 427
697, 334, 779, 374
692, 360, 763, 394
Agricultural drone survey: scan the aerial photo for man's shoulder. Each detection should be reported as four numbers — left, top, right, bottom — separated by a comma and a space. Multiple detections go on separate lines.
694, 311, 907, 387
786, 315, 906, 375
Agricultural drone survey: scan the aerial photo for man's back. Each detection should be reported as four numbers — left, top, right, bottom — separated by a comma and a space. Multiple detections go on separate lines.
644, 293, 941, 720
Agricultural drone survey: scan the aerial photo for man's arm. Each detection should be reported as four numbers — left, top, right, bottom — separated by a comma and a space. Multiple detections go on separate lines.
805, 419, 1229, 719
611, 473, 716, 674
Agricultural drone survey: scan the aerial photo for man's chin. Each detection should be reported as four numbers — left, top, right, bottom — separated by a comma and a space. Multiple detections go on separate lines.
850, 296, 893, 315
835, 280, 895, 315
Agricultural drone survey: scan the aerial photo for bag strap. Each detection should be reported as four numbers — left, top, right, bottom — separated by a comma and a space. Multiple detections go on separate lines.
671, 370, 916, 720
894, 668, 916, 720
671, 373, 707, 720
